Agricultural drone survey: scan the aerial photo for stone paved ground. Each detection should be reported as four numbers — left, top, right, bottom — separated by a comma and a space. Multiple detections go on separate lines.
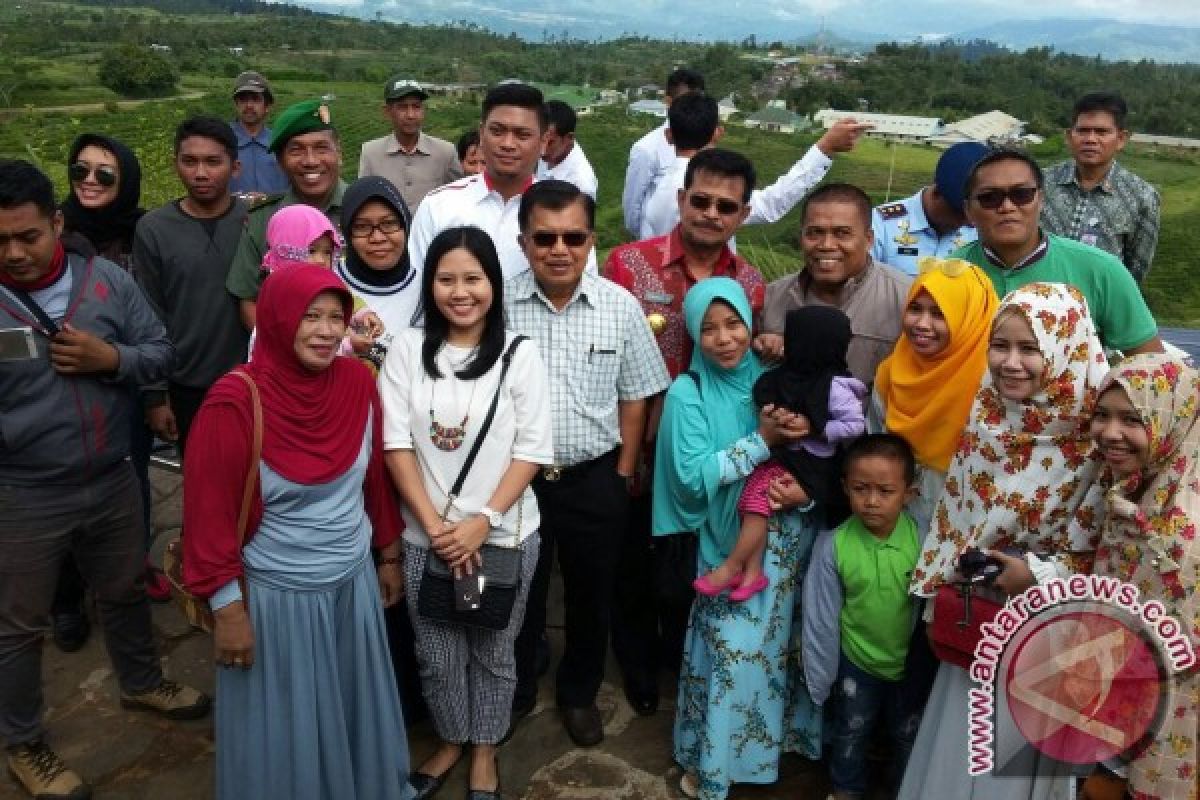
1, 469, 871, 800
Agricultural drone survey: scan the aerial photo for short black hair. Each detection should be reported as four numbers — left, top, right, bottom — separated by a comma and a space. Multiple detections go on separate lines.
668, 93, 719, 151
801, 183, 872, 229
482, 83, 548, 130
963, 148, 1044, 198
174, 115, 238, 162
544, 100, 577, 136
1072, 91, 1128, 129
0, 159, 57, 217
843, 433, 917, 486
456, 129, 479, 162
518, 179, 595, 232
666, 68, 705, 96
684, 148, 757, 204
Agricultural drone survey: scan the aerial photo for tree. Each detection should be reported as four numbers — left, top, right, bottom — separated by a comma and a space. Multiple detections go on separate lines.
97, 44, 178, 97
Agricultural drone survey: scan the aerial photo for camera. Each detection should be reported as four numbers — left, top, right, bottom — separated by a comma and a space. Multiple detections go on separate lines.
956, 547, 1018, 586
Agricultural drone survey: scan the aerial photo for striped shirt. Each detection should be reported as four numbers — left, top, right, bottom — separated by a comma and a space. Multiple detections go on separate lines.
504, 270, 670, 466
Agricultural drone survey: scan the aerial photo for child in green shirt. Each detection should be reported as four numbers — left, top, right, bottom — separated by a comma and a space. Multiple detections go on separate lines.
803, 433, 922, 800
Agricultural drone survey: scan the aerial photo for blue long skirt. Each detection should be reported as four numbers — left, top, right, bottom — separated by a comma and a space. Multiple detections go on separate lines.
216, 558, 413, 800
673, 510, 821, 800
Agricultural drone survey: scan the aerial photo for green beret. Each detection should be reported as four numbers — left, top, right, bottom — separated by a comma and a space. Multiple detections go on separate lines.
269, 99, 333, 154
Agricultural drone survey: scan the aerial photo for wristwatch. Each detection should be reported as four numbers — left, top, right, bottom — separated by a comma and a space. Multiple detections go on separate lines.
479, 506, 504, 528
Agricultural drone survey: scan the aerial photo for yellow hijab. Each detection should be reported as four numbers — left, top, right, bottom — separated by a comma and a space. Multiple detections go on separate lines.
874, 257, 998, 472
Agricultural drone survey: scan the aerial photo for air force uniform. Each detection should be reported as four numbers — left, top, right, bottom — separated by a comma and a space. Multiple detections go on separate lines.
870, 190, 977, 276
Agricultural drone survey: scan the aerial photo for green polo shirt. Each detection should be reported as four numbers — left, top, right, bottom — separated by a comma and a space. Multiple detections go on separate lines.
956, 233, 1158, 352
835, 513, 920, 681
225, 180, 348, 301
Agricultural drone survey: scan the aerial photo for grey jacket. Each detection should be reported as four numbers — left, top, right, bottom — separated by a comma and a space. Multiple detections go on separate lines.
0, 252, 173, 485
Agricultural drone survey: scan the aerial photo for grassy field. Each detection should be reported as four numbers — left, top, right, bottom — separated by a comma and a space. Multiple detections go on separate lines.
2, 84, 1198, 323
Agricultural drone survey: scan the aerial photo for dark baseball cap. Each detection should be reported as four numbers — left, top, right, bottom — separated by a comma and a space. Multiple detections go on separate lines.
385, 77, 428, 102
934, 142, 989, 214
233, 71, 273, 102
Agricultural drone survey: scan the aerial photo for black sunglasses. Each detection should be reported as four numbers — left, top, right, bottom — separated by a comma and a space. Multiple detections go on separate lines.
687, 194, 742, 216
973, 186, 1038, 210
529, 231, 590, 248
68, 162, 118, 187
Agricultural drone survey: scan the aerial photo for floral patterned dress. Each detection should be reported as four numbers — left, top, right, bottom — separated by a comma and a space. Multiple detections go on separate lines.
1094, 354, 1200, 800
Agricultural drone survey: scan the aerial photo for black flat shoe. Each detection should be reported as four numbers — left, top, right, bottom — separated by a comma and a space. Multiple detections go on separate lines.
562, 705, 604, 747
410, 770, 449, 800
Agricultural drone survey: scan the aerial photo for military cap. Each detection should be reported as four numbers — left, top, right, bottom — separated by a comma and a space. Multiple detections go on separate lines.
269, 99, 334, 154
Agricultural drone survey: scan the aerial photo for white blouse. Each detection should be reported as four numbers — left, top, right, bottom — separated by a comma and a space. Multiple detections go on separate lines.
379, 328, 553, 546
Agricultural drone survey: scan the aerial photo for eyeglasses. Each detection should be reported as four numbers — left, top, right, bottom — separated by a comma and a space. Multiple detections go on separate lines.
529, 231, 590, 248
349, 219, 404, 238
687, 194, 742, 216
972, 186, 1039, 210
68, 162, 118, 187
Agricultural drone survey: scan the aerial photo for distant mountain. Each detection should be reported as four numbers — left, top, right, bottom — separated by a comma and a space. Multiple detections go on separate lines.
954, 18, 1200, 63
279, 1, 1200, 63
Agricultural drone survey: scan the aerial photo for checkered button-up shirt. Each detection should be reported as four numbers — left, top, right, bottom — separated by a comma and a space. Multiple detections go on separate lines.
1041, 160, 1160, 283
505, 270, 670, 467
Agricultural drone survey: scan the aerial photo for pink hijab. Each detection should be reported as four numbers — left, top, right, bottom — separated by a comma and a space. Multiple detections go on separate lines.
262, 205, 343, 273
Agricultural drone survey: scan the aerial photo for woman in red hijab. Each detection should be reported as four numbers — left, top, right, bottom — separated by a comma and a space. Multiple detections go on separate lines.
182, 265, 413, 799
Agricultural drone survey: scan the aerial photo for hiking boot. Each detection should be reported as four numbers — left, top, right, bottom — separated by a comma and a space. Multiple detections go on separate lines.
6, 740, 91, 800
119, 679, 211, 720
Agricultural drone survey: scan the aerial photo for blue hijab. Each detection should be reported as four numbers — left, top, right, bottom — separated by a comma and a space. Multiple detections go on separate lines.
652, 278, 766, 566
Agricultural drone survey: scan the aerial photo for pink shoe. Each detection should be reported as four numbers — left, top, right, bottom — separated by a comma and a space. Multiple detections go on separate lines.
692, 571, 743, 597
729, 574, 769, 602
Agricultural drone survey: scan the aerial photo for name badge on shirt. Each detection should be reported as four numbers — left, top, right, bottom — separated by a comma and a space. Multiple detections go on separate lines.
644, 290, 674, 305
898, 247, 919, 256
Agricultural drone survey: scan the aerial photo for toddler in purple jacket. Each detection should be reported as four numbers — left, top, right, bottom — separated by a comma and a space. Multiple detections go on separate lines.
694, 306, 866, 602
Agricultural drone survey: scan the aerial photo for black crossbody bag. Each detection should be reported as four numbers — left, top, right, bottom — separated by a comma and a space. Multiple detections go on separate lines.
417, 336, 528, 631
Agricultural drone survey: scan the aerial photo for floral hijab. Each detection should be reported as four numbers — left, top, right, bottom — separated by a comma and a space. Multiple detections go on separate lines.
1092, 353, 1200, 800
911, 283, 1109, 596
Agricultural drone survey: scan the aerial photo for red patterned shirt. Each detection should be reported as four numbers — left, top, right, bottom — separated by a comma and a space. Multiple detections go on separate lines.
603, 228, 766, 379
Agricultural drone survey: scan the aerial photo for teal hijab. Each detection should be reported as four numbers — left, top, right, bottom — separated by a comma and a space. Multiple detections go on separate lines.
652, 277, 766, 566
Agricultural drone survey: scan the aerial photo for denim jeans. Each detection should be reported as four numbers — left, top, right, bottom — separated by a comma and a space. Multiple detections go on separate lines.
828, 652, 923, 797
0, 462, 163, 746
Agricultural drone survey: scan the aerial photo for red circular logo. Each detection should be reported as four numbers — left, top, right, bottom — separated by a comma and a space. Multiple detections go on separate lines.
1004, 610, 1165, 765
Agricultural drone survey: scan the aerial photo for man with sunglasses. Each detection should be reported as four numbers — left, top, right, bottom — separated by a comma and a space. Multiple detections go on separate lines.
958, 148, 1161, 355
224, 99, 348, 329
603, 146, 767, 715
358, 77, 463, 212
1041, 92, 1160, 284
505, 180, 670, 747
409, 83, 598, 280
638, 93, 869, 242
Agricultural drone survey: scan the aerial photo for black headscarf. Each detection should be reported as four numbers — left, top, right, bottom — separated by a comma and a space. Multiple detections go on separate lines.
752, 306, 852, 433
339, 176, 412, 288
60, 133, 144, 256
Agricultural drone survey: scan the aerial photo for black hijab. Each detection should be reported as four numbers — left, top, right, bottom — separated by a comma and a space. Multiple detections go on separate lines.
61, 133, 144, 255
752, 306, 852, 433
339, 176, 412, 288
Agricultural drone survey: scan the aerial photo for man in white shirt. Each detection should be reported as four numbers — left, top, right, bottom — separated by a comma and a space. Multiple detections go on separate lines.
537, 100, 598, 199
622, 68, 705, 237
640, 93, 870, 241
409, 83, 595, 278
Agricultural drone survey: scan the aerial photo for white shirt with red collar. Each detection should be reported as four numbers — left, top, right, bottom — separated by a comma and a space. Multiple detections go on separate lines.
408, 172, 596, 280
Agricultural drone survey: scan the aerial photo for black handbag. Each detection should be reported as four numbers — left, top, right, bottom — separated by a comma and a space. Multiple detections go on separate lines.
416, 336, 528, 631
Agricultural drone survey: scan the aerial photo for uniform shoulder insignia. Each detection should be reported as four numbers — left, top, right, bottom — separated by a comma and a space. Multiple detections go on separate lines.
248, 193, 284, 213
878, 203, 908, 220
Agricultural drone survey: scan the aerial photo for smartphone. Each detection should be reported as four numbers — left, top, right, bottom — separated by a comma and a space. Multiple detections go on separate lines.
0, 327, 37, 362
454, 571, 482, 612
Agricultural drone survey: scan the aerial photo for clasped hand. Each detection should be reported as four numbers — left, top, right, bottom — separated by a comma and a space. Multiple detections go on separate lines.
429, 515, 488, 576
